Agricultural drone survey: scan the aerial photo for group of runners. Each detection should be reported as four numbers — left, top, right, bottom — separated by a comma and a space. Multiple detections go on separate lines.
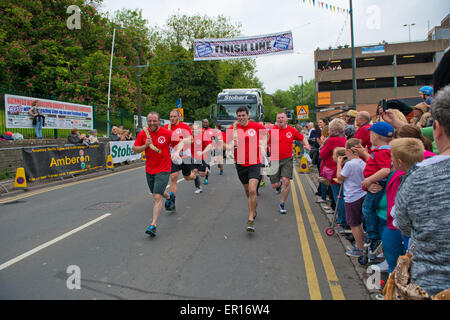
133, 107, 310, 237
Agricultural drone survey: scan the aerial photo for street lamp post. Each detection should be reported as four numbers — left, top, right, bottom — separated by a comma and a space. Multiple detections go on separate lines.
403, 23, 416, 42
349, 0, 357, 109
106, 27, 116, 137
107, 25, 129, 137
298, 75, 304, 106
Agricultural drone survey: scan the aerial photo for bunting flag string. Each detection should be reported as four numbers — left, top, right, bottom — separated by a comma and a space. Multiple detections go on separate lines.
302, 0, 349, 15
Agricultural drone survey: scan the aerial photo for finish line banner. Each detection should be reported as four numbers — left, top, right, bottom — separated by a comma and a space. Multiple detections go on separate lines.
194, 31, 294, 61
22, 144, 106, 182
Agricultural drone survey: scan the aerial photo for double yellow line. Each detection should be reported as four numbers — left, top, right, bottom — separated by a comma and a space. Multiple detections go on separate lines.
291, 170, 345, 300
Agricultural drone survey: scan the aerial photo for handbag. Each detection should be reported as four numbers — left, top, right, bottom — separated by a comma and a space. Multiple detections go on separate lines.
321, 165, 335, 182
382, 250, 450, 300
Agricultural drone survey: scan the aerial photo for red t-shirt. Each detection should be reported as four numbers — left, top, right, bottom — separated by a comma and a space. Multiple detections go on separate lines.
354, 123, 372, 151
268, 125, 304, 161
134, 126, 172, 174
363, 146, 391, 178
226, 121, 267, 166
164, 122, 192, 158
191, 130, 213, 161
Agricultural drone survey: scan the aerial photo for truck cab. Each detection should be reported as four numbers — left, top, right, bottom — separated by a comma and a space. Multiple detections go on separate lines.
211, 88, 264, 129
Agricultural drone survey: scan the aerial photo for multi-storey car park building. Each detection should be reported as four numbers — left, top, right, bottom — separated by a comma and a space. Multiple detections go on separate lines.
314, 14, 450, 120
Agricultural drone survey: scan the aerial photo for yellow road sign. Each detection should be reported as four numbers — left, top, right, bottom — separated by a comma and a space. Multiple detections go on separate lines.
297, 105, 309, 120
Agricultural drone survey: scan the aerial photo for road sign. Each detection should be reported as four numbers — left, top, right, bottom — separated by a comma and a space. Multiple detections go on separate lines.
297, 105, 309, 120
174, 108, 184, 121
176, 98, 182, 109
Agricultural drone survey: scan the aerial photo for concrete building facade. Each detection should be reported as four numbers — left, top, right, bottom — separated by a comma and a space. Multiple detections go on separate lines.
314, 14, 450, 120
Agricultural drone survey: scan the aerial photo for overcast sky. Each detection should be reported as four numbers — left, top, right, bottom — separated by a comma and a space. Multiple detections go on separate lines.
100, 0, 450, 94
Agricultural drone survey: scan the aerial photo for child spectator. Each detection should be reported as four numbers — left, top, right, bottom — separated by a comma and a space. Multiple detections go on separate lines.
353, 121, 394, 254
386, 138, 425, 273
336, 138, 367, 257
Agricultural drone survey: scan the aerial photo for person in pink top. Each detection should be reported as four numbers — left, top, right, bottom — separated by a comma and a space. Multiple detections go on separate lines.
319, 118, 347, 228
382, 138, 426, 274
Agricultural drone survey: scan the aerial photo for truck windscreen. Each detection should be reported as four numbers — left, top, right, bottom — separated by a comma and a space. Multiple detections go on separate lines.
217, 104, 258, 119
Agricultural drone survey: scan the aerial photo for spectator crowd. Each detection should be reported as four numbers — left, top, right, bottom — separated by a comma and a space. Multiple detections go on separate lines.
302, 47, 450, 300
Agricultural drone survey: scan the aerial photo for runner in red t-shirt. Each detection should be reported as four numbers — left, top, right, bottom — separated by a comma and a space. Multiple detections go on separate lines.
190, 122, 213, 194
133, 112, 183, 237
213, 123, 226, 175
201, 119, 215, 185
225, 106, 267, 232
163, 110, 198, 211
268, 111, 311, 214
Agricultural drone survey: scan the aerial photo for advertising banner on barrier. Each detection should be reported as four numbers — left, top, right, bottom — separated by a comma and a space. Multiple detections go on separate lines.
194, 31, 294, 61
22, 144, 105, 181
5, 94, 93, 130
109, 140, 141, 164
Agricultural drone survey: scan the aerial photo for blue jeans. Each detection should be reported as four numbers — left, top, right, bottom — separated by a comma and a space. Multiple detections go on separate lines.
319, 182, 328, 201
331, 183, 346, 226
362, 188, 385, 240
35, 118, 43, 139
382, 226, 406, 274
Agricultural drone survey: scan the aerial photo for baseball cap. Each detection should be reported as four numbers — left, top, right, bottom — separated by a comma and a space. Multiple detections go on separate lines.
366, 122, 394, 138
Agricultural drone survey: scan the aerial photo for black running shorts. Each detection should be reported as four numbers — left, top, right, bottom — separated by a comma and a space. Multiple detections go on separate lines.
235, 164, 262, 185
170, 157, 193, 176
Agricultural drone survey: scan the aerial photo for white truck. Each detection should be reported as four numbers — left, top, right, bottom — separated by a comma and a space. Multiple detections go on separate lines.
210, 88, 264, 129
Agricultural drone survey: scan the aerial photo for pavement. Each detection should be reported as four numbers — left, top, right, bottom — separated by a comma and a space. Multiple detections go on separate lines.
297, 158, 387, 300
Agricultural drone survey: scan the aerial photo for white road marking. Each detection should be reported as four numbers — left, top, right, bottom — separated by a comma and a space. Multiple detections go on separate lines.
0, 213, 111, 271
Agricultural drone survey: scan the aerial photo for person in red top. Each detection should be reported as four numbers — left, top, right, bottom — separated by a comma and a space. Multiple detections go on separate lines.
354, 111, 372, 151
201, 119, 215, 184
163, 110, 199, 211
268, 111, 311, 214
319, 118, 348, 228
352, 121, 394, 249
133, 112, 183, 237
213, 123, 226, 175
226, 106, 267, 232
191, 122, 213, 194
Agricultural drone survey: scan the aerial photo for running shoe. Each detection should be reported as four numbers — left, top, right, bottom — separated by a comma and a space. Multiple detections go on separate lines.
194, 188, 203, 194
167, 192, 176, 211
219, 170, 223, 175
346, 248, 364, 257
279, 203, 287, 214
145, 225, 157, 237
259, 180, 265, 187
246, 220, 255, 232
165, 196, 171, 210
